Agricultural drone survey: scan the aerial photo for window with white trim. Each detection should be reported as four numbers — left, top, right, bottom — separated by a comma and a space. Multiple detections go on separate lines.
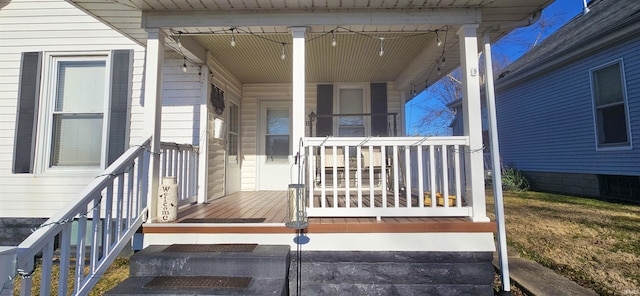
590, 60, 631, 149
336, 86, 366, 137
228, 101, 239, 161
50, 59, 107, 166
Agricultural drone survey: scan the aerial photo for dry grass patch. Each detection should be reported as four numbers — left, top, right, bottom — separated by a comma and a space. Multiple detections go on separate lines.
12, 257, 129, 296
487, 190, 640, 296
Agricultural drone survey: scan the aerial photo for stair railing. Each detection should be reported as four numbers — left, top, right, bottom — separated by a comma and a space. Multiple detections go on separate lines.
11, 137, 152, 296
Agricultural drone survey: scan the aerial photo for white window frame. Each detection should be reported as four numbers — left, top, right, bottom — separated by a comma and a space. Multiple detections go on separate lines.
36, 52, 112, 173
226, 98, 240, 164
333, 83, 370, 137
589, 59, 633, 151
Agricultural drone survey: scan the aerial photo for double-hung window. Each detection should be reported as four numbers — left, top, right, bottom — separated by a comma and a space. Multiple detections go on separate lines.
12, 50, 132, 174
50, 58, 107, 167
337, 86, 366, 137
590, 60, 631, 149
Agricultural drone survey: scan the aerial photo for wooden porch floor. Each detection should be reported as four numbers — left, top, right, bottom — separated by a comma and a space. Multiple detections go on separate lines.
143, 191, 496, 234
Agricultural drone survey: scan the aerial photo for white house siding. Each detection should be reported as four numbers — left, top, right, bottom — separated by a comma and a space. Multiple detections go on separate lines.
206, 54, 242, 199
160, 53, 207, 145
240, 82, 402, 191
496, 34, 640, 176
0, 0, 145, 218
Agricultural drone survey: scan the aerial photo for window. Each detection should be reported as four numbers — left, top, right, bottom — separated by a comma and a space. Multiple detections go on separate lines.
51, 60, 106, 166
265, 107, 289, 161
228, 101, 239, 161
12, 50, 132, 173
337, 87, 365, 137
591, 61, 631, 149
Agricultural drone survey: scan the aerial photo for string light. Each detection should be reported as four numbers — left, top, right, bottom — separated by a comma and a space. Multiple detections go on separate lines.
171, 26, 449, 60
437, 62, 442, 75
331, 31, 337, 47
230, 28, 236, 47
441, 55, 446, 67
280, 43, 286, 60
182, 57, 188, 73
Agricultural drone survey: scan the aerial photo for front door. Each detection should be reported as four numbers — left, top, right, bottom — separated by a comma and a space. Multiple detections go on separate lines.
258, 100, 292, 190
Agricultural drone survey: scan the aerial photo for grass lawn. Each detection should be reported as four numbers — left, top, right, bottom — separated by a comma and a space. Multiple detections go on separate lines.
487, 190, 640, 296
12, 257, 129, 296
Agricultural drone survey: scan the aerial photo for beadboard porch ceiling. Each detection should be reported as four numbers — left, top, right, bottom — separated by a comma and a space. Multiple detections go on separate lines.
67, 0, 553, 93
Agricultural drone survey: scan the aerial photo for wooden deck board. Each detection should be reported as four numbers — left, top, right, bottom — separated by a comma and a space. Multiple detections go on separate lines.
147, 191, 496, 234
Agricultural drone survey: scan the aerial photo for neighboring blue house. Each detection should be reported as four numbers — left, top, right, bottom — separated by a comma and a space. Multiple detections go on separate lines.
493, 0, 640, 203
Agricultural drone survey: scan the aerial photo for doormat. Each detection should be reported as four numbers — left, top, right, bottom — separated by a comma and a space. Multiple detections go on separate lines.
180, 218, 266, 223
163, 243, 258, 253
144, 276, 252, 289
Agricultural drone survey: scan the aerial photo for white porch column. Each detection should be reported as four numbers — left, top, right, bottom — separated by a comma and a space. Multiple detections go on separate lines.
458, 24, 488, 222
290, 27, 306, 160
144, 29, 165, 222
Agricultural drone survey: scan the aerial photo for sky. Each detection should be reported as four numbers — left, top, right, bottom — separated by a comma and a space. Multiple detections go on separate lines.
405, 0, 586, 136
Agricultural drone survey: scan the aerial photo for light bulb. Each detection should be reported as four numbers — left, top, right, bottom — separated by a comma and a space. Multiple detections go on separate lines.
177, 38, 182, 48
378, 38, 385, 57
230, 35, 236, 47
331, 32, 337, 47
437, 38, 442, 47
437, 66, 441, 75
281, 44, 286, 60
182, 58, 187, 73
441, 56, 446, 67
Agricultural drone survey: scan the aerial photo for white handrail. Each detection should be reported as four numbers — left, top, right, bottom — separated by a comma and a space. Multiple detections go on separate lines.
14, 137, 152, 296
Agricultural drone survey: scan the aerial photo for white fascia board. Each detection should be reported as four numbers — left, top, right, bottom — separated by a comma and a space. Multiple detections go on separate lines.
142, 8, 480, 29
166, 35, 206, 64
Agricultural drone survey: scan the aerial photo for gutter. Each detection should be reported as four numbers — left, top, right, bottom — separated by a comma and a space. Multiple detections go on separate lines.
483, 9, 542, 35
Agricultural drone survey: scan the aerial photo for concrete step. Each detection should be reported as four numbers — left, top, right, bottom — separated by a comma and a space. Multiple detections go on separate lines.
129, 244, 290, 278
289, 251, 494, 296
106, 244, 290, 296
105, 276, 287, 296
295, 283, 493, 296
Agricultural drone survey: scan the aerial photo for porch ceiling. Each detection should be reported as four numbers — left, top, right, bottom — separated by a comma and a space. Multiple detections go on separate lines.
67, 0, 553, 94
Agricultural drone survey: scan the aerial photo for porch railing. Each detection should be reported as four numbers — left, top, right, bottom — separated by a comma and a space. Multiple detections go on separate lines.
5, 138, 151, 296
160, 142, 199, 206
304, 136, 471, 219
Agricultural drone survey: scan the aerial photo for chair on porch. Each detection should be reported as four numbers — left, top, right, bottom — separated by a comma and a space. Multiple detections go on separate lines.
315, 146, 344, 187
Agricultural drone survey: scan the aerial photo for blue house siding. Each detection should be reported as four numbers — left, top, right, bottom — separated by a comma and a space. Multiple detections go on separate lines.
496, 34, 640, 177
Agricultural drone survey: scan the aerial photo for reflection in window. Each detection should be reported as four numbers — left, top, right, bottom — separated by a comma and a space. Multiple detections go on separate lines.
228, 102, 239, 161
338, 88, 365, 136
51, 61, 106, 166
266, 108, 289, 160
591, 61, 630, 148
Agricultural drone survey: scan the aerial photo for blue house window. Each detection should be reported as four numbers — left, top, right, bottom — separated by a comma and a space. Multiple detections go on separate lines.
590, 60, 631, 149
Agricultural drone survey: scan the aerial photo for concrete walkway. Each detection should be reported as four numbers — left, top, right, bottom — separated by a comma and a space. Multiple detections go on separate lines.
493, 251, 598, 296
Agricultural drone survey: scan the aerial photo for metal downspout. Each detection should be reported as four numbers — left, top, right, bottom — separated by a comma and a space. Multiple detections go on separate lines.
483, 9, 541, 295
